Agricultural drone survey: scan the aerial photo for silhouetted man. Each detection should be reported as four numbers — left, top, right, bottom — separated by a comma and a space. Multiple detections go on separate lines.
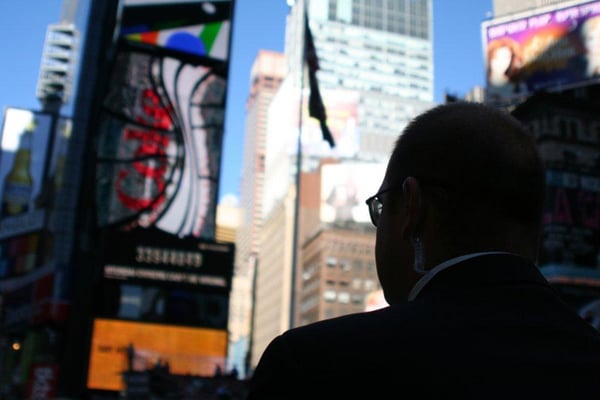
246, 102, 600, 399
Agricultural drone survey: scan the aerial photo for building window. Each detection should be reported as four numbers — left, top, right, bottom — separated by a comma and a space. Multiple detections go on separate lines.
324, 290, 337, 302
364, 279, 376, 291
352, 294, 364, 304
340, 260, 351, 272
338, 292, 350, 304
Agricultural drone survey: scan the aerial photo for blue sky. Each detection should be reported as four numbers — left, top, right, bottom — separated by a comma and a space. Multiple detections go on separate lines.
0, 0, 493, 204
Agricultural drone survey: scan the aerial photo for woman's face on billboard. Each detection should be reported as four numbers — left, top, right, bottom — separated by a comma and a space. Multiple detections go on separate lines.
489, 46, 512, 85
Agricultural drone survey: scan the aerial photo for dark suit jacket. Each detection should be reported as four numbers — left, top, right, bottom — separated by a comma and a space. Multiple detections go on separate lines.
246, 254, 600, 399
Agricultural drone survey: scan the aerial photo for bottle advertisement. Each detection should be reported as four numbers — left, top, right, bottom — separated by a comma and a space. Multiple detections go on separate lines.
0, 107, 53, 239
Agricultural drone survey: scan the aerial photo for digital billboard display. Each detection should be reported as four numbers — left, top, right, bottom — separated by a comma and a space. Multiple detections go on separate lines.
95, 0, 233, 239
101, 228, 234, 290
320, 162, 386, 224
0, 108, 54, 240
87, 318, 227, 391
96, 281, 230, 329
541, 168, 600, 268
266, 80, 361, 160
482, 0, 600, 101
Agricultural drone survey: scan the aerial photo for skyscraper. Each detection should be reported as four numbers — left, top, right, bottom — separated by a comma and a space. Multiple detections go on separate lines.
287, 0, 435, 161
229, 50, 286, 378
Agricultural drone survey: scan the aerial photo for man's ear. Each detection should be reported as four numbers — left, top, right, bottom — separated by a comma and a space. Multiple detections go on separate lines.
401, 176, 423, 239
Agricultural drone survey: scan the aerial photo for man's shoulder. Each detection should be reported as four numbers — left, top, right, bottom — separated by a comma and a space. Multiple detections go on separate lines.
280, 304, 424, 345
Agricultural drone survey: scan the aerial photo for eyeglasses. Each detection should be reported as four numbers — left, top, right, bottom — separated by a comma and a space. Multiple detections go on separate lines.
365, 186, 397, 227
365, 177, 450, 227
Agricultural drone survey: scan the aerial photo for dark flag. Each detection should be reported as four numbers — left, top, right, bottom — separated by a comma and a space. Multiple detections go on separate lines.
304, 16, 335, 148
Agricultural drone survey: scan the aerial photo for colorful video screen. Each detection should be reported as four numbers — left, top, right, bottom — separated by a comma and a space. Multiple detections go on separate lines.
87, 318, 227, 391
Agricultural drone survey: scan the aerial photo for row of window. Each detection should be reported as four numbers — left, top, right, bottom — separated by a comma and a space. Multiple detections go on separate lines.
326, 278, 377, 291
325, 256, 376, 272
324, 289, 366, 305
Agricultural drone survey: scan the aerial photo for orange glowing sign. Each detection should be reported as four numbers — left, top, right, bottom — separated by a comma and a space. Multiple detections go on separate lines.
87, 318, 227, 391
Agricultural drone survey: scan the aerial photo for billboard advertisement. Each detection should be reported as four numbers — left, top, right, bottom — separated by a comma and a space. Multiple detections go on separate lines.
320, 162, 386, 223
541, 168, 600, 268
482, 0, 600, 102
1, 271, 62, 330
101, 228, 234, 290
299, 88, 360, 158
95, 0, 232, 239
0, 108, 53, 240
267, 80, 361, 161
96, 282, 229, 329
0, 232, 41, 279
87, 318, 228, 391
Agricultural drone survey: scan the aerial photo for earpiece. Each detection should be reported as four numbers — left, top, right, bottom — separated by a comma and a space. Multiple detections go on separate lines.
411, 235, 427, 274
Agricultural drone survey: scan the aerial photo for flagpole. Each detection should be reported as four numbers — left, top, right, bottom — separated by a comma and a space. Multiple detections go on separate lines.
289, 0, 307, 330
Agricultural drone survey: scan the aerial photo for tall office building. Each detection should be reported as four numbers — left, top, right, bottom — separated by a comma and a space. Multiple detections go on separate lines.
285, 0, 435, 161
229, 50, 286, 377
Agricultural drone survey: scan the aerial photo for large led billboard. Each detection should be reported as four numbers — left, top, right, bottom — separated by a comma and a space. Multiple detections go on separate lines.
320, 162, 386, 224
95, 0, 233, 239
266, 79, 361, 160
101, 228, 234, 290
541, 168, 600, 268
0, 108, 53, 240
482, 0, 600, 102
87, 318, 227, 391
95, 282, 229, 329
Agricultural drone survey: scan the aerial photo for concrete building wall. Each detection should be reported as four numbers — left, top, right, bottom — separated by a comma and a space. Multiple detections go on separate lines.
250, 185, 296, 369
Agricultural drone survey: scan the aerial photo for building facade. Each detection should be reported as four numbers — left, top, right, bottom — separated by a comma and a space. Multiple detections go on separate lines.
251, 185, 296, 368
510, 89, 600, 326
299, 224, 379, 326
285, 0, 435, 161
229, 50, 286, 377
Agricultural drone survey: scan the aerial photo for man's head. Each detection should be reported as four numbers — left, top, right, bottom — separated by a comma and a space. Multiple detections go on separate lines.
372, 102, 546, 305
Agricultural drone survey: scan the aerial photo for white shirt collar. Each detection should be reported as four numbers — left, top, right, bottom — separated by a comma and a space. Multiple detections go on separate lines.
407, 251, 513, 302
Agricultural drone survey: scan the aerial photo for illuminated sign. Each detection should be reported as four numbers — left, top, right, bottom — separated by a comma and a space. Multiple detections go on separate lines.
267, 81, 361, 159
87, 318, 227, 391
541, 169, 600, 267
320, 162, 386, 224
0, 108, 53, 240
482, 0, 600, 101
26, 362, 59, 400
119, 1, 232, 61
101, 228, 234, 289
95, 1, 233, 239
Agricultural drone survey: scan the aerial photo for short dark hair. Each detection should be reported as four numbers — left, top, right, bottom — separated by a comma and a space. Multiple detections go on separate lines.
389, 102, 546, 248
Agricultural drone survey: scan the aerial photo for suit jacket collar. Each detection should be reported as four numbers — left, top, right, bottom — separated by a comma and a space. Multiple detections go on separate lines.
413, 253, 551, 301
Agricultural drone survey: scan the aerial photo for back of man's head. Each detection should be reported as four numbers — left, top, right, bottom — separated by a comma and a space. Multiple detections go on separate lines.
390, 101, 546, 256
